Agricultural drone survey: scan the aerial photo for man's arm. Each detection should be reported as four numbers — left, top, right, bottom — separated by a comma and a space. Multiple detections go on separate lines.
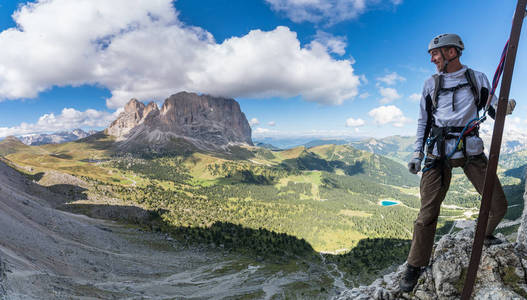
413, 89, 429, 155
478, 72, 515, 118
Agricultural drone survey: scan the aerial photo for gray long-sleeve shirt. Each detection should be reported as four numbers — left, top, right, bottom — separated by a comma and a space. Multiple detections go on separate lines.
413, 65, 496, 159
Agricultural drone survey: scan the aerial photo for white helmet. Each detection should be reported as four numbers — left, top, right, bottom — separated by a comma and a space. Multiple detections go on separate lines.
428, 33, 464, 52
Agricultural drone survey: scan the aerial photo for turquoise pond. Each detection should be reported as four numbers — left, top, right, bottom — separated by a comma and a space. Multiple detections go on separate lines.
381, 200, 399, 207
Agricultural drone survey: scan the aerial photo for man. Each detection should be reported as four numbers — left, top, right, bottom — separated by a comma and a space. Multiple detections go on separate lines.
399, 33, 516, 292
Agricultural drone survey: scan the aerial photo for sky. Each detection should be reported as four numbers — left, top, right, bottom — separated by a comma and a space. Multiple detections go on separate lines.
0, 0, 526, 140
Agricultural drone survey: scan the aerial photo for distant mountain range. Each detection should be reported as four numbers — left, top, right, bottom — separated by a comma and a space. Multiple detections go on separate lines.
479, 126, 527, 154
18, 129, 97, 146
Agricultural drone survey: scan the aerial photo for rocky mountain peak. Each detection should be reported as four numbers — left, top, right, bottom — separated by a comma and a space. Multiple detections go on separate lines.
144, 101, 159, 115
106, 91, 253, 152
124, 98, 145, 115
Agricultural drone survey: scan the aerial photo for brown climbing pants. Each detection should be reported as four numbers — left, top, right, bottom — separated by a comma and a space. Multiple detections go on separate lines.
407, 154, 508, 267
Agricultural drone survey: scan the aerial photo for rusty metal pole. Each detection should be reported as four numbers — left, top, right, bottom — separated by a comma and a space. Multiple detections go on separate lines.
461, 1, 527, 299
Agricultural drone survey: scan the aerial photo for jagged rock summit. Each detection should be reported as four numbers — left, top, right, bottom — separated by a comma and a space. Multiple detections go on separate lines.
338, 227, 527, 299
105, 92, 253, 153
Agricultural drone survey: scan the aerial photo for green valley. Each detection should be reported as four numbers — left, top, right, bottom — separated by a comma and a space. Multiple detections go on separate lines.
1, 134, 524, 282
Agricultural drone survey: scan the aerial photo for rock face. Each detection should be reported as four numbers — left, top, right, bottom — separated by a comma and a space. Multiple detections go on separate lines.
338, 228, 527, 299
516, 175, 527, 252
105, 92, 253, 152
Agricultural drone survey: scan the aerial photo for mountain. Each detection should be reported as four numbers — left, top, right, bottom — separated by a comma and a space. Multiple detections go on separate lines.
18, 129, 96, 146
350, 135, 415, 164
0, 159, 337, 298
254, 141, 281, 150
480, 126, 527, 154
106, 92, 253, 153
253, 136, 365, 149
0, 136, 29, 156
304, 139, 349, 148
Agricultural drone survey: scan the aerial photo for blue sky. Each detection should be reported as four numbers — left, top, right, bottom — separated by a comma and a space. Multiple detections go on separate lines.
0, 0, 526, 140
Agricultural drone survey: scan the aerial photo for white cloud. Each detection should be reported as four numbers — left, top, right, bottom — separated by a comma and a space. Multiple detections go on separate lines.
253, 127, 272, 135
368, 105, 410, 127
378, 86, 401, 104
310, 30, 346, 55
0, 0, 360, 108
0, 108, 117, 138
345, 117, 365, 127
359, 92, 370, 99
376, 72, 406, 85
265, 0, 403, 25
249, 118, 260, 126
409, 93, 421, 102
268, 121, 276, 126
359, 74, 368, 84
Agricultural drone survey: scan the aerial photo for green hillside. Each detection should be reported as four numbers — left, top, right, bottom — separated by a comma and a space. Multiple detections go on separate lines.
0, 136, 33, 156
1, 134, 525, 280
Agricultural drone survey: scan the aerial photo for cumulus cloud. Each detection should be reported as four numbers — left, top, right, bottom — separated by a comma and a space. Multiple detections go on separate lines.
0, 0, 360, 108
345, 117, 365, 127
0, 108, 117, 138
377, 72, 406, 85
310, 30, 346, 55
268, 121, 276, 126
409, 93, 421, 102
378, 86, 401, 104
368, 105, 410, 127
249, 118, 260, 126
265, 0, 403, 25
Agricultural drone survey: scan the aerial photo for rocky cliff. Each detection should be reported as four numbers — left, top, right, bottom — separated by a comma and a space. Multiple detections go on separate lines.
105, 92, 253, 153
338, 180, 527, 300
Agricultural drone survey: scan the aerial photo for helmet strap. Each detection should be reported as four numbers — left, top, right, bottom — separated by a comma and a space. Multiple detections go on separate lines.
439, 47, 459, 73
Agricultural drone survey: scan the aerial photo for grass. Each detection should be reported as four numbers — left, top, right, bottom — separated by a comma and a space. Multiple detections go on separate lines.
339, 210, 372, 217
2, 138, 523, 257
276, 171, 322, 199
274, 146, 306, 160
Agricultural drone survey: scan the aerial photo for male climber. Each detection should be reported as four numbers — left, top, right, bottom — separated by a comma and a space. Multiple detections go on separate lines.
399, 33, 516, 292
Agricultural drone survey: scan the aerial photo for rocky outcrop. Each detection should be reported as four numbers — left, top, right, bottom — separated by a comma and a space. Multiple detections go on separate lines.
337, 171, 527, 300
338, 228, 527, 299
515, 173, 527, 252
105, 99, 147, 138
105, 92, 253, 152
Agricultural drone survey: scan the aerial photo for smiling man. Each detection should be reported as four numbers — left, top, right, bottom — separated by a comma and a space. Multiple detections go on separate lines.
399, 33, 516, 292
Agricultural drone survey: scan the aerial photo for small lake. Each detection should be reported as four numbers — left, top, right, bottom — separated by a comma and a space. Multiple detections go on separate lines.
380, 200, 400, 207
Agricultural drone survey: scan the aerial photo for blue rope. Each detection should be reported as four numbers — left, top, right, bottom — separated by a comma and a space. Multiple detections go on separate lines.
421, 116, 484, 173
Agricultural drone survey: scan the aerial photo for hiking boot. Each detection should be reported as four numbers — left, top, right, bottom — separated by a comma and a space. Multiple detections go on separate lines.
484, 235, 503, 246
399, 264, 421, 292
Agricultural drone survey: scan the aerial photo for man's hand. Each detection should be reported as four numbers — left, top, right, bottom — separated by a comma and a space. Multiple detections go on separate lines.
507, 99, 516, 115
408, 152, 424, 174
